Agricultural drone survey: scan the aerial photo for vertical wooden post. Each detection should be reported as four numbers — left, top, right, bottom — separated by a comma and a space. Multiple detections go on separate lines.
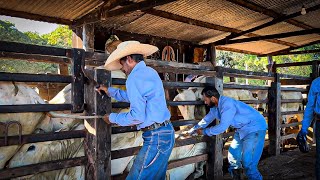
268, 73, 281, 155
85, 68, 112, 179
206, 66, 223, 179
210, 45, 216, 67
71, 48, 85, 113
83, 24, 95, 52
72, 26, 83, 49
311, 60, 320, 80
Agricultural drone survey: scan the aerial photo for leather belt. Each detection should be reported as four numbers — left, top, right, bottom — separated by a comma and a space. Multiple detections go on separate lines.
141, 120, 170, 132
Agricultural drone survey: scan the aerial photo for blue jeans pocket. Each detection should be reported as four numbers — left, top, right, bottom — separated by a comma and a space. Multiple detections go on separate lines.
157, 131, 174, 153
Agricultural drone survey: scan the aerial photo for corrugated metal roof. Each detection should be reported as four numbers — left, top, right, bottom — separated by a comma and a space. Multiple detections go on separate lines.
0, 0, 103, 20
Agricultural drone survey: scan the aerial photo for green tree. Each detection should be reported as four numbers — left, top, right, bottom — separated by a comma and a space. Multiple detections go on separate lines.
42, 25, 72, 48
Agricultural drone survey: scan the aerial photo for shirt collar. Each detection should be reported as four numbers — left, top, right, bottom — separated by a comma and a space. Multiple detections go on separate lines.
130, 61, 146, 75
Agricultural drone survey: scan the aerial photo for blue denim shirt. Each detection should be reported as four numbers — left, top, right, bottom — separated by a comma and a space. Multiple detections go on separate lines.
108, 61, 170, 129
193, 96, 267, 139
301, 77, 320, 133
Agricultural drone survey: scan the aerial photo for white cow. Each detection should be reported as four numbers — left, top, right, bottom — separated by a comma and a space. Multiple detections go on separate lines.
0, 81, 48, 169
3, 71, 206, 179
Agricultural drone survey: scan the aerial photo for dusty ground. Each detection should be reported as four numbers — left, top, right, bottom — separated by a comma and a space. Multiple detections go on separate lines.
222, 145, 316, 180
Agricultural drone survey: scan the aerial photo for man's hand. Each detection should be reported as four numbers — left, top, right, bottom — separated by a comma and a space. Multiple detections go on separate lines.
103, 114, 111, 124
196, 129, 203, 135
95, 85, 109, 96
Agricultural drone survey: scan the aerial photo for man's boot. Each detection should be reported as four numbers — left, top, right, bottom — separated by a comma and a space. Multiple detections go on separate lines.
231, 169, 242, 180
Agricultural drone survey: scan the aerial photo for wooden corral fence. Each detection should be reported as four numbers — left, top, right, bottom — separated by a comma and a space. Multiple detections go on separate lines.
0, 40, 318, 179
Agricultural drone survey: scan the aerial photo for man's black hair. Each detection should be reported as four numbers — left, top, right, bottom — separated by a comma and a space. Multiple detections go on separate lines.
120, 54, 144, 63
201, 86, 220, 99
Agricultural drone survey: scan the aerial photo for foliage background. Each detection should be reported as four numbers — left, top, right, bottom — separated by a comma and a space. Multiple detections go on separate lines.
0, 20, 72, 74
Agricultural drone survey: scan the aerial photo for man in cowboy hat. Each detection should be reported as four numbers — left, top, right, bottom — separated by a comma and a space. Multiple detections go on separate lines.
96, 41, 174, 180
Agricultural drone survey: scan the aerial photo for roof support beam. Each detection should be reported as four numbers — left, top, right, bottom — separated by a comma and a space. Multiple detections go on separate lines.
73, 0, 176, 26
261, 40, 320, 56
226, 0, 314, 30
220, 29, 320, 45
215, 4, 320, 45
145, 9, 297, 47
216, 46, 263, 56
269, 49, 320, 56
0, 8, 72, 25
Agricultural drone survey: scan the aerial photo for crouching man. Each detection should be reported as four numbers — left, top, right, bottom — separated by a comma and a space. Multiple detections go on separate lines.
185, 86, 267, 180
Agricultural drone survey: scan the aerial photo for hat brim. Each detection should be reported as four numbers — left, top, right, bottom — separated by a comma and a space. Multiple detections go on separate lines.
104, 43, 158, 71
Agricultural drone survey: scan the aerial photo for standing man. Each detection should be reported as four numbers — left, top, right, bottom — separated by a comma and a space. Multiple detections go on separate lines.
97, 41, 174, 180
299, 77, 320, 179
185, 86, 267, 180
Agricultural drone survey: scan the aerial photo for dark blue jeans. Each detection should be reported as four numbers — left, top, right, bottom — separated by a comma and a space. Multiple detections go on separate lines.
126, 122, 175, 180
316, 121, 320, 180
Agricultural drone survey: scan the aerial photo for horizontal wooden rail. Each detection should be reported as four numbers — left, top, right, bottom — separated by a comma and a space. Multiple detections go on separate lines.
278, 74, 310, 80
0, 51, 71, 64
280, 122, 301, 128
281, 87, 308, 92
0, 41, 68, 57
0, 130, 86, 147
112, 120, 201, 134
274, 61, 316, 68
281, 133, 297, 141
167, 154, 208, 170
0, 156, 87, 179
281, 99, 303, 103
0, 72, 72, 83
281, 110, 304, 115
145, 59, 213, 71
112, 101, 204, 109
224, 84, 269, 90
154, 66, 216, 76
220, 67, 273, 80
0, 104, 72, 113
112, 136, 206, 159
224, 72, 274, 80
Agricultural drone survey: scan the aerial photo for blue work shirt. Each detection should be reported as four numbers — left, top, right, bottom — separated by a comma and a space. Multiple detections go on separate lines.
193, 96, 267, 139
301, 77, 320, 133
108, 61, 171, 129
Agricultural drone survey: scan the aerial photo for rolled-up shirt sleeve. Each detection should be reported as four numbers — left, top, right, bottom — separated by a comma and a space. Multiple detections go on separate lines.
192, 108, 218, 131
203, 101, 235, 136
108, 87, 129, 102
109, 79, 145, 126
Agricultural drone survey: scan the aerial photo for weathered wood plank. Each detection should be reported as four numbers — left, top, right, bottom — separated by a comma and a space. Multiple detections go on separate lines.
167, 154, 208, 170
0, 41, 68, 56
0, 104, 72, 113
206, 72, 223, 179
71, 48, 85, 113
224, 84, 269, 90
0, 157, 87, 179
268, 74, 281, 155
274, 61, 315, 67
280, 122, 301, 128
0, 51, 71, 64
0, 72, 72, 83
0, 130, 85, 147
280, 133, 297, 141
280, 79, 311, 85
84, 69, 112, 179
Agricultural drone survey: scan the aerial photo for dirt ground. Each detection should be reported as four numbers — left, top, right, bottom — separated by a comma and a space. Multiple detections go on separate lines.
222, 145, 316, 180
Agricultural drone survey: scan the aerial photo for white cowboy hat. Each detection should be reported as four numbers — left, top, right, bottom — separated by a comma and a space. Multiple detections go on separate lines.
104, 41, 158, 71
